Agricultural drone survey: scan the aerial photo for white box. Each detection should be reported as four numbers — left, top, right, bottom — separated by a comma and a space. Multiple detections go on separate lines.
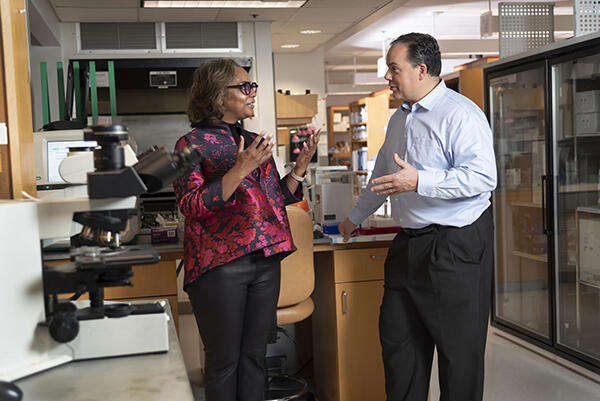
577, 208, 600, 289
575, 112, 600, 134
575, 90, 600, 113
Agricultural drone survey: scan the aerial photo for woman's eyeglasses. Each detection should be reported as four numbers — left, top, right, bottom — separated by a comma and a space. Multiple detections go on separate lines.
227, 81, 258, 95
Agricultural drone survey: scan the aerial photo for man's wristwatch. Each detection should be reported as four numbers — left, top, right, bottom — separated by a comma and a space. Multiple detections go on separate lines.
290, 169, 306, 182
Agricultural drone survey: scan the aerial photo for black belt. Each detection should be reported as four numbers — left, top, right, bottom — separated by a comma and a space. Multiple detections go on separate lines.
402, 224, 447, 237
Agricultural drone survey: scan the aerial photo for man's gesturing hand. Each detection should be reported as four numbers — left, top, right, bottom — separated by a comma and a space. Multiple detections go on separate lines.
370, 153, 418, 196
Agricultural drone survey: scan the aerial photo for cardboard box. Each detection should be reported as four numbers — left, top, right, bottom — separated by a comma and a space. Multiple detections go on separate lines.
151, 226, 178, 244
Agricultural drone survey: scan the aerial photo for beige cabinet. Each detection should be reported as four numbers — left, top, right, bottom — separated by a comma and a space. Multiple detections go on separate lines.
313, 245, 389, 401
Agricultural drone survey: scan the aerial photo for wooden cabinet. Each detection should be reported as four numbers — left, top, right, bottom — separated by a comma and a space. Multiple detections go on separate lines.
0, 0, 36, 199
349, 96, 389, 164
312, 245, 389, 401
45, 258, 179, 332
276, 92, 318, 126
327, 105, 351, 165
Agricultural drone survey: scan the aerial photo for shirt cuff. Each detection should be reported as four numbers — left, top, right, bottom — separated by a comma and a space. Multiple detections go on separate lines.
280, 178, 303, 205
347, 209, 365, 226
416, 169, 438, 198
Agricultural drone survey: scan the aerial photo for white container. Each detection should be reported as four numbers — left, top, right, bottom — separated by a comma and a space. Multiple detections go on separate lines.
575, 112, 600, 134
575, 90, 600, 113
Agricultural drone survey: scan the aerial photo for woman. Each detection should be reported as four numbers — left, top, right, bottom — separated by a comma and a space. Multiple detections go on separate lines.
173, 58, 320, 401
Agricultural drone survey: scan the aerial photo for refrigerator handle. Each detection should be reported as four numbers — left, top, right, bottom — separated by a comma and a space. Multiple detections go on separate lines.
542, 174, 548, 235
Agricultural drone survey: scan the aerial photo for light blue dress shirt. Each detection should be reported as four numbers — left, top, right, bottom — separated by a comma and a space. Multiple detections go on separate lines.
348, 79, 497, 229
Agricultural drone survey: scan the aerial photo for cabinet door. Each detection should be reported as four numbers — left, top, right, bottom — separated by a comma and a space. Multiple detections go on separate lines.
489, 64, 551, 340
552, 56, 600, 363
335, 280, 386, 401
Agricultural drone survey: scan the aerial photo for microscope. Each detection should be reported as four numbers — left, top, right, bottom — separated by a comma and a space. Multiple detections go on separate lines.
0, 125, 201, 382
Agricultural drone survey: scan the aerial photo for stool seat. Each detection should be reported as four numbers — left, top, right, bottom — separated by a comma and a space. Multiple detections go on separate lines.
277, 298, 314, 326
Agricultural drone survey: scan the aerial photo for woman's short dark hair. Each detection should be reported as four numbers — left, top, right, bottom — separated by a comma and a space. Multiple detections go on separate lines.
188, 58, 240, 127
389, 33, 441, 77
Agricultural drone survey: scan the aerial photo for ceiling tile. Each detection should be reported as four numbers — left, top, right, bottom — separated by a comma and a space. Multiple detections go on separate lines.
139, 9, 220, 22
271, 21, 353, 34
290, 7, 376, 22
54, 7, 139, 22
50, 0, 138, 7
214, 9, 298, 22
304, 0, 388, 8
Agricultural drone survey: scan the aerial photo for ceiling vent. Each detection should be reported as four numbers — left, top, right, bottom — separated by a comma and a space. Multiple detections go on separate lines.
80, 23, 157, 50
165, 22, 238, 49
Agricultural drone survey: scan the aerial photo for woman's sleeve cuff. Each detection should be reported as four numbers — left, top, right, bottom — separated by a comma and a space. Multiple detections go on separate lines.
202, 177, 239, 211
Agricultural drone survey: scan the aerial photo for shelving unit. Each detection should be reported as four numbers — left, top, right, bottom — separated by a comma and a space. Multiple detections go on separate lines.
348, 95, 389, 169
327, 105, 351, 165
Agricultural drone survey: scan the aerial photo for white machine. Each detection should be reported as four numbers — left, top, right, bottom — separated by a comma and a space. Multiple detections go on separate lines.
0, 125, 202, 382
310, 167, 354, 234
33, 129, 138, 250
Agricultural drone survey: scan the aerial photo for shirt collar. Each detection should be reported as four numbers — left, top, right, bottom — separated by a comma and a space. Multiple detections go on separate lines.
400, 79, 446, 112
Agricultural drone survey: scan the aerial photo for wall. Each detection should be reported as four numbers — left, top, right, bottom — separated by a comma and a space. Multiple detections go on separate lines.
29, 20, 276, 146
274, 49, 325, 96
274, 49, 328, 162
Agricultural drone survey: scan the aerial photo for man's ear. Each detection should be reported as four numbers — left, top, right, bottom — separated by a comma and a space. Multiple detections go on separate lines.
418, 63, 428, 80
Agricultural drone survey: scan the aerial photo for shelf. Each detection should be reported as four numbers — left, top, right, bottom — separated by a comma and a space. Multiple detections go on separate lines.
511, 201, 543, 208
558, 183, 599, 193
513, 250, 548, 263
352, 139, 367, 143
333, 130, 350, 134
330, 152, 351, 158
355, 171, 368, 175
350, 122, 367, 126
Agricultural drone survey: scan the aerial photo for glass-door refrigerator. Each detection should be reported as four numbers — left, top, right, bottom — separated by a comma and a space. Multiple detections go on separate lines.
485, 32, 600, 372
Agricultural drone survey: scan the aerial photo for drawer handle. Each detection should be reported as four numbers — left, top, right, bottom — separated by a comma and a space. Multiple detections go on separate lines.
370, 255, 386, 259
342, 291, 348, 314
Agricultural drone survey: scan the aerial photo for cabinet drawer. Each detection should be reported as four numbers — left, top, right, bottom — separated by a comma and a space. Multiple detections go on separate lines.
106, 260, 177, 299
333, 247, 387, 283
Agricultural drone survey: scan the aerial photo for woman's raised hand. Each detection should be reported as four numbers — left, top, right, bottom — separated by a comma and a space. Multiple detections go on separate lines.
234, 131, 274, 177
294, 128, 321, 174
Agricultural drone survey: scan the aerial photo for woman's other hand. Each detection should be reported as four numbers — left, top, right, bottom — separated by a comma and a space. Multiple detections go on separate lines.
294, 128, 321, 175
233, 131, 274, 178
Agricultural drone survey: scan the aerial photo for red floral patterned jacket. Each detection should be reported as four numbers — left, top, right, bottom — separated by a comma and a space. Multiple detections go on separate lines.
173, 124, 302, 287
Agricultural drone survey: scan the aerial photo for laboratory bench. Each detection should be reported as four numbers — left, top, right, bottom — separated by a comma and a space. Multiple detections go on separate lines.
15, 303, 194, 401
42, 233, 394, 401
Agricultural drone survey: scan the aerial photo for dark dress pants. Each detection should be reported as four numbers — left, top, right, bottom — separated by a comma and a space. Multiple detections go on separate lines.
186, 252, 281, 401
379, 208, 494, 401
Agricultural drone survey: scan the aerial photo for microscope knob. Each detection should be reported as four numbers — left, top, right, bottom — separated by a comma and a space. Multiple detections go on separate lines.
49, 313, 80, 343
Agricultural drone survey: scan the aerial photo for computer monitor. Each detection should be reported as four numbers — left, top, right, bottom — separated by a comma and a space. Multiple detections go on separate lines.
34, 129, 97, 189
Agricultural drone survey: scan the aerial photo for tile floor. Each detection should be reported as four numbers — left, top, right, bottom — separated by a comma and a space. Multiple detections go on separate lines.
191, 328, 600, 401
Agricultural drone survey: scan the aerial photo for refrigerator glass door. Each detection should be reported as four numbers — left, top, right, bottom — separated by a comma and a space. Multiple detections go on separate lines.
490, 66, 550, 339
552, 56, 600, 360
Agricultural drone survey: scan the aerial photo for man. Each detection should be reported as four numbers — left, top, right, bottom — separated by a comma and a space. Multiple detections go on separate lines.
338, 33, 497, 401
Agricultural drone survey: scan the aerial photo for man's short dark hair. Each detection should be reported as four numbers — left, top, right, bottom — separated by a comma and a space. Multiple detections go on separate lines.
389, 33, 441, 77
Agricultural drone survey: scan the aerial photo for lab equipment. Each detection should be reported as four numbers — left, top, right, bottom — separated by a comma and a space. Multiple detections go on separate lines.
0, 124, 202, 382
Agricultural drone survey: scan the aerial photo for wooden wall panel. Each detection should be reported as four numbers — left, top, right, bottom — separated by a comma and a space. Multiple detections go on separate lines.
0, 13, 11, 198
1, 0, 36, 199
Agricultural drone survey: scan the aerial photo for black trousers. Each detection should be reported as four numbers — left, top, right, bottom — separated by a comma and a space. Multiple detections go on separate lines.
379, 208, 494, 401
186, 252, 281, 401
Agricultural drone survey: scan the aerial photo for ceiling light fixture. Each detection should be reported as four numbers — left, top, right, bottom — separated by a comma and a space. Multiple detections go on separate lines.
142, 1, 307, 8
300, 29, 322, 34
281, 44, 300, 48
